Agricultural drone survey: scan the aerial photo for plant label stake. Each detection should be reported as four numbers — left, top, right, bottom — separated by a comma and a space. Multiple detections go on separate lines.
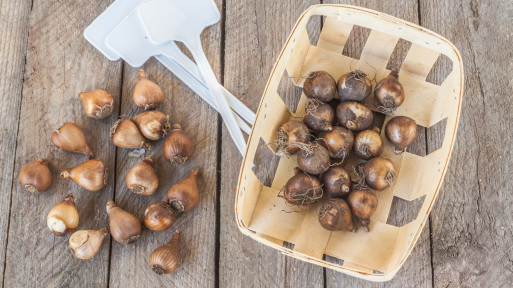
137, 0, 248, 155
84, 0, 255, 142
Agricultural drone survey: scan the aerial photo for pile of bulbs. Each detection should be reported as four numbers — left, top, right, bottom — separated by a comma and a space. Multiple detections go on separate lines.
276, 69, 418, 232
18, 70, 200, 275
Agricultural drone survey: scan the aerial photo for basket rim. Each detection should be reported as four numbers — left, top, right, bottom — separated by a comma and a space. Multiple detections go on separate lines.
234, 3, 464, 281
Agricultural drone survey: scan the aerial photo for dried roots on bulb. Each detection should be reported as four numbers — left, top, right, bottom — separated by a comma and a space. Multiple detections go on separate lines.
274, 120, 312, 157
282, 168, 323, 206
353, 129, 383, 160
296, 143, 330, 175
303, 99, 335, 132
337, 70, 372, 102
319, 126, 354, 160
374, 69, 405, 113
302, 71, 337, 102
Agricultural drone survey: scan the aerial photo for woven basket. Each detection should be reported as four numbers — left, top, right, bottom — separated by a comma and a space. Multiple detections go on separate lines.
235, 4, 463, 281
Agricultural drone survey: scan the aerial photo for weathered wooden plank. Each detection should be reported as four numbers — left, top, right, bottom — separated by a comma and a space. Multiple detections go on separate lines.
323, 1, 433, 287
220, 1, 324, 287
4, 1, 122, 287
421, 0, 513, 287
0, 0, 33, 285
106, 2, 222, 287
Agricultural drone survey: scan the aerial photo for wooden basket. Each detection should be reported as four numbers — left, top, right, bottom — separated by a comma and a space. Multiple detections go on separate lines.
235, 4, 463, 282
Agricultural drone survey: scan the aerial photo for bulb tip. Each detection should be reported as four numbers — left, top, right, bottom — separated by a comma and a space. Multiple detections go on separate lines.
190, 169, 199, 176
172, 124, 182, 130
64, 193, 74, 202
342, 185, 350, 193
106, 200, 116, 211
390, 68, 399, 78
60, 171, 70, 178
143, 156, 154, 165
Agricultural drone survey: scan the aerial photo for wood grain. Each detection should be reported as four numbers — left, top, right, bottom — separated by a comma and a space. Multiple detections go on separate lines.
321, 1, 433, 287
421, 0, 513, 287
1, 0, 513, 287
106, 1, 222, 286
220, 1, 324, 287
3, 1, 122, 287
0, 0, 33, 285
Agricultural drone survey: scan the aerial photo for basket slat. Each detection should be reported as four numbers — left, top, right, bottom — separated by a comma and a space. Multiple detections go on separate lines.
325, 222, 400, 272
248, 186, 304, 243
356, 30, 399, 80
286, 28, 311, 84
293, 202, 331, 259
401, 43, 440, 79
317, 17, 353, 53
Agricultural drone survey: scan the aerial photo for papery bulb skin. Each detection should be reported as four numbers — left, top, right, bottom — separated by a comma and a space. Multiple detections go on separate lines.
51, 122, 94, 158
60, 160, 107, 192
133, 70, 164, 110
47, 194, 79, 236
126, 157, 158, 196
79, 89, 114, 119
163, 124, 193, 165
149, 231, 180, 275
19, 159, 52, 193
166, 169, 200, 213
110, 119, 150, 150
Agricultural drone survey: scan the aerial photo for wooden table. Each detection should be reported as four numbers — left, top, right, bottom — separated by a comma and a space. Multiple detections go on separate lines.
1, 0, 511, 287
